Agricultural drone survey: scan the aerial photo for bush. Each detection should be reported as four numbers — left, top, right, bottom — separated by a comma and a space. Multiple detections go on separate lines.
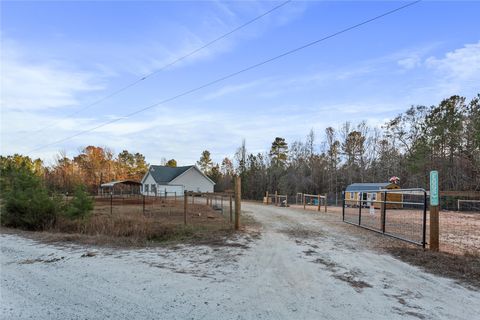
1, 167, 59, 230
64, 185, 93, 219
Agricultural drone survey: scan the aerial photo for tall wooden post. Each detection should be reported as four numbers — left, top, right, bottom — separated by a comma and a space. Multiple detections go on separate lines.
324, 193, 328, 212
235, 176, 241, 230
303, 194, 306, 210
110, 192, 113, 215
317, 194, 321, 211
275, 191, 278, 206
142, 194, 145, 215
430, 206, 439, 251
265, 191, 269, 205
183, 191, 188, 225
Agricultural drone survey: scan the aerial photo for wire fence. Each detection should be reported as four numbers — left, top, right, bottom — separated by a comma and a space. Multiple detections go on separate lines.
343, 189, 428, 247
438, 192, 480, 254
92, 192, 235, 228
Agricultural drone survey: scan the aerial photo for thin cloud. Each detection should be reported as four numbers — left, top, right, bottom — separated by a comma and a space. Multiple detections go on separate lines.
425, 41, 480, 81
0, 41, 103, 111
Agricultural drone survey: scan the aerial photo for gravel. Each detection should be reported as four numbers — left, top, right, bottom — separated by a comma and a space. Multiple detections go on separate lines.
1, 202, 479, 319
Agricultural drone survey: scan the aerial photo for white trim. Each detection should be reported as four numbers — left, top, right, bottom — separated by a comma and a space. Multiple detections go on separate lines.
170, 165, 215, 186
140, 166, 152, 184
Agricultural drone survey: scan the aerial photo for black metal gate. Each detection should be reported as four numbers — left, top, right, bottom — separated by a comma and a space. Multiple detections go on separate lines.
342, 188, 427, 248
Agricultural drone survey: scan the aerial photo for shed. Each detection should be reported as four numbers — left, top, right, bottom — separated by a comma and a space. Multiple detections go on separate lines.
99, 180, 142, 196
140, 165, 215, 196
345, 183, 402, 209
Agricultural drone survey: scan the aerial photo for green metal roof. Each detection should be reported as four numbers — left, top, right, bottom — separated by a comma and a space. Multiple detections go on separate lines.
148, 165, 193, 183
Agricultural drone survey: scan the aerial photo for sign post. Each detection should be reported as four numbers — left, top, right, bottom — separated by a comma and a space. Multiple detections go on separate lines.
429, 171, 439, 251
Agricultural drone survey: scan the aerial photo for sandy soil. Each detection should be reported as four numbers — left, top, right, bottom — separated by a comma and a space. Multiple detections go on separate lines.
291, 204, 480, 254
1, 202, 479, 319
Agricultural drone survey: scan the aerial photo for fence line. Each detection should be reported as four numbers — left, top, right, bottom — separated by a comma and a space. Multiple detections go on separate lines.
342, 190, 428, 248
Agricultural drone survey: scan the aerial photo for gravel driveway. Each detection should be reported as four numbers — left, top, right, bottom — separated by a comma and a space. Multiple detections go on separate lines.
1, 202, 479, 319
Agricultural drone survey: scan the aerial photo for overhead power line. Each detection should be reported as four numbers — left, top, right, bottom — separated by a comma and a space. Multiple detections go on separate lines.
16, 0, 292, 140
29, 0, 422, 153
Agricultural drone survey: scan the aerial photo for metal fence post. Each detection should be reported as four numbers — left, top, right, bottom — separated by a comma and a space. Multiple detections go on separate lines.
382, 191, 387, 233
183, 191, 188, 225
229, 195, 233, 223
342, 192, 345, 221
422, 190, 427, 249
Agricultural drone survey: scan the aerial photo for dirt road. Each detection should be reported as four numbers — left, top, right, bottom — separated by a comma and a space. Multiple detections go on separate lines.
1, 203, 479, 319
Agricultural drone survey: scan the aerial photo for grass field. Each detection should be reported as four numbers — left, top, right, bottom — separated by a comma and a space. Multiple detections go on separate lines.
48, 196, 235, 246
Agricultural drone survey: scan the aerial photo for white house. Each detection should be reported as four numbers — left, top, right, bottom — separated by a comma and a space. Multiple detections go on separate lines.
141, 165, 215, 196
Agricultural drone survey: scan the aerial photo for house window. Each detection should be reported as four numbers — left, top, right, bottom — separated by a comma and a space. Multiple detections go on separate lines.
151, 184, 156, 194
371, 193, 377, 201
350, 192, 354, 199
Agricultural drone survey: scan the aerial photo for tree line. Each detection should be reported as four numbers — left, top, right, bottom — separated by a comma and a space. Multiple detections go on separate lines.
0, 146, 149, 194
2, 94, 478, 202
196, 94, 480, 201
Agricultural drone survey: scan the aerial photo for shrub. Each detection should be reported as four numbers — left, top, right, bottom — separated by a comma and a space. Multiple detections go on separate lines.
1, 167, 58, 230
64, 185, 94, 220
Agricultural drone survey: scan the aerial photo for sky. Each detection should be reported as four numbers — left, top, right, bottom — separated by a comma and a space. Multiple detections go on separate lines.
1, 0, 479, 166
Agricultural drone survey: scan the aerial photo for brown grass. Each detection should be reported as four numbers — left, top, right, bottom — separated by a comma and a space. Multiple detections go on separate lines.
386, 246, 480, 290
6, 197, 238, 247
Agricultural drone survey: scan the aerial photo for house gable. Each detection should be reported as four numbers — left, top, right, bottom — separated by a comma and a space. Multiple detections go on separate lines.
170, 166, 214, 192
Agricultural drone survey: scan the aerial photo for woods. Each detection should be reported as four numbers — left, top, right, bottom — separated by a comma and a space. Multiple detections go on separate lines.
0, 146, 149, 194
1, 94, 478, 202
199, 94, 480, 200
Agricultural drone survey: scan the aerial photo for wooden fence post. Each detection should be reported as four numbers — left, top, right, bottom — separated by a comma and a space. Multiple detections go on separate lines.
430, 206, 439, 251
317, 194, 321, 211
275, 191, 278, 206
324, 193, 328, 212
183, 191, 188, 225
110, 192, 113, 215
429, 171, 440, 251
142, 194, 145, 215
303, 194, 306, 210
235, 176, 241, 230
